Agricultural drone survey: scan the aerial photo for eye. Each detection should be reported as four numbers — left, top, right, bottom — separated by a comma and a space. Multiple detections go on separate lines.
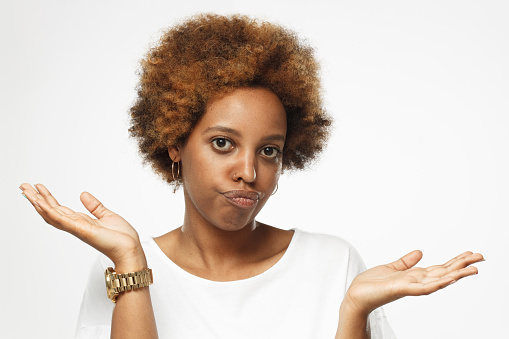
260, 147, 281, 159
212, 138, 233, 151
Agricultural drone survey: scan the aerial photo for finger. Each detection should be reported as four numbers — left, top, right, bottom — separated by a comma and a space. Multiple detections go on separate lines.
24, 185, 75, 215
80, 192, 113, 219
47, 205, 77, 216
33, 183, 60, 208
425, 265, 446, 272
388, 250, 423, 271
20, 183, 44, 201
20, 183, 54, 211
446, 264, 479, 280
21, 187, 78, 227
22, 186, 82, 219
52, 205, 76, 215
36, 197, 123, 250
443, 251, 473, 267
34, 197, 82, 234
407, 276, 457, 296
426, 253, 484, 276
21, 189, 55, 224
424, 265, 478, 288
447, 253, 484, 271
21, 188, 42, 210
31, 197, 116, 256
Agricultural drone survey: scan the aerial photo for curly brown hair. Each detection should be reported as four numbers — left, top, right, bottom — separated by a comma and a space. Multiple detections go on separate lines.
129, 14, 332, 187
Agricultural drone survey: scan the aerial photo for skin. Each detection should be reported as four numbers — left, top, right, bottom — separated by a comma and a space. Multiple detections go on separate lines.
20, 87, 484, 339
336, 250, 482, 339
157, 87, 293, 281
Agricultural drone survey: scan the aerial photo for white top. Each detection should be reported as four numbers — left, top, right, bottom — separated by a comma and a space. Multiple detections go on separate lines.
76, 229, 396, 338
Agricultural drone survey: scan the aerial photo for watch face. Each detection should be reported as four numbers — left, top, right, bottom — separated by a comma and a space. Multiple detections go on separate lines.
105, 268, 117, 301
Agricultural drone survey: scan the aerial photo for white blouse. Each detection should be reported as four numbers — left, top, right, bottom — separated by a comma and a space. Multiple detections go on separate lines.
76, 228, 396, 338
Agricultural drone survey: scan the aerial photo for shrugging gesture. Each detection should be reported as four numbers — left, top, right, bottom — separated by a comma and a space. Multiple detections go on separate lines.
347, 250, 482, 314
337, 249, 483, 338
19, 183, 147, 271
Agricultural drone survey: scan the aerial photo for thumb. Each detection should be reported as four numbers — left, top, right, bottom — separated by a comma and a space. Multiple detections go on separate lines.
80, 192, 113, 219
389, 250, 423, 271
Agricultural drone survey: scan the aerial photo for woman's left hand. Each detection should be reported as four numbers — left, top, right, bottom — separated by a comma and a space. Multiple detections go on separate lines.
344, 250, 484, 316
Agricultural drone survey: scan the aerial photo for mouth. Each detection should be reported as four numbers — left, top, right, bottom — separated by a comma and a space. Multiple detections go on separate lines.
222, 190, 260, 209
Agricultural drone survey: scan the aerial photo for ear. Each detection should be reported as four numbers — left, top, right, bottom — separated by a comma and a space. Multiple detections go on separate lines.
168, 146, 181, 162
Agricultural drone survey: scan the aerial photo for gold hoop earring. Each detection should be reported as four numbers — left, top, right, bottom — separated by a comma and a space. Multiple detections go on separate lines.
172, 161, 180, 181
271, 183, 278, 196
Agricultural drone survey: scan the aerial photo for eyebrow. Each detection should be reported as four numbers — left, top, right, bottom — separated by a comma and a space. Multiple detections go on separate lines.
203, 126, 286, 143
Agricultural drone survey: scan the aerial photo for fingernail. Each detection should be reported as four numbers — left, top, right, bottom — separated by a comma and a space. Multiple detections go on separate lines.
22, 193, 28, 200
479, 259, 486, 262
19, 185, 23, 191
447, 280, 457, 286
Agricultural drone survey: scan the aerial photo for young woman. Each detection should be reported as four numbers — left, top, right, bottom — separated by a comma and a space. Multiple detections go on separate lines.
20, 14, 483, 339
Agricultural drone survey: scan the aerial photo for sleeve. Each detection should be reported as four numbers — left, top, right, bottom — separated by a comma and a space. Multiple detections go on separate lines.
368, 307, 397, 339
346, 246, 398, 339
75, 255, 114, 339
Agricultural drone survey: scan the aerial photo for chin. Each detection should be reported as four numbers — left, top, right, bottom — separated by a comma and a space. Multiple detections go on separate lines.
214, 215, 257, 232
206, 201, 262, 231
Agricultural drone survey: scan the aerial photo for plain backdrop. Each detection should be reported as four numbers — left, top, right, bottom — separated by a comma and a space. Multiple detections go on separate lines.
1, 1, 507, 338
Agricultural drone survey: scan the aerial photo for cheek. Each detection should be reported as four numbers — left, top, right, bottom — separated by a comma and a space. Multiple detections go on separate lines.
182, 148, 225, 190
258, 162, 281, 184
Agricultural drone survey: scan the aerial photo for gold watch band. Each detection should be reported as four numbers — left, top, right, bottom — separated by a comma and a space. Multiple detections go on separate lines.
105, 267, 153, 303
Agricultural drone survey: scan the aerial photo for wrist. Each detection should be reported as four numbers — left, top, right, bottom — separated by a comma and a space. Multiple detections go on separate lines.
113, 246, 148, 273
337, 296, 370, 339
105, 266, 153, 303
341, 292, 371, 319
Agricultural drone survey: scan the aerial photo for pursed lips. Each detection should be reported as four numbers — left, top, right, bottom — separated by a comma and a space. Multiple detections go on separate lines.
222, 190, 260, 208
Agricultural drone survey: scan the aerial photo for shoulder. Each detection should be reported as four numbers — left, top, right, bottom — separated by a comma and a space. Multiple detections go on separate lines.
294, 229, 359, 255
292, 228, 366, 272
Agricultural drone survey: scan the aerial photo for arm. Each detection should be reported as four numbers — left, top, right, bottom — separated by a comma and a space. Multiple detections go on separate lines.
336, 298, 369, 339
111, 256, 158, 339
20, 183, 158, 339
335, 250, 483, 338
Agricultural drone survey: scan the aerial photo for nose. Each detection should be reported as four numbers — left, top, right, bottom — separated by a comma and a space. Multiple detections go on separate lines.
233, 151, 257, 184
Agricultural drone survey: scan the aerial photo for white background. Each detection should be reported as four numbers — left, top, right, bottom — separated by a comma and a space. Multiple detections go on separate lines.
1, 1, 507, 338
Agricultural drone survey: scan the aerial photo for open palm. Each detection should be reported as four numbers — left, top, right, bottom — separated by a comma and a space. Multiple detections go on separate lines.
20, 183, 143, 266
345, 250, 483, 315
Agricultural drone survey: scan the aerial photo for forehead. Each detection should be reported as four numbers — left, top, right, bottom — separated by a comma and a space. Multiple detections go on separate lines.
196, 87, 287, 137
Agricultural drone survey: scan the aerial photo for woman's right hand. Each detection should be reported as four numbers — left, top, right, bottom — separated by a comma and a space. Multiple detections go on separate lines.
20, 183, 147, 271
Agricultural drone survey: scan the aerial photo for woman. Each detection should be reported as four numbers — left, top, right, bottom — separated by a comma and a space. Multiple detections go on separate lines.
19, 14, 483, 339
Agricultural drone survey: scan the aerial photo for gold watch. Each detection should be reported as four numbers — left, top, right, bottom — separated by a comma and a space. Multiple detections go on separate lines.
105, 267, 153, 303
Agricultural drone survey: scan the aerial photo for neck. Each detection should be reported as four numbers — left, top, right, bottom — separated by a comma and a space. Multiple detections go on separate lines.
178, 209, 265, 271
